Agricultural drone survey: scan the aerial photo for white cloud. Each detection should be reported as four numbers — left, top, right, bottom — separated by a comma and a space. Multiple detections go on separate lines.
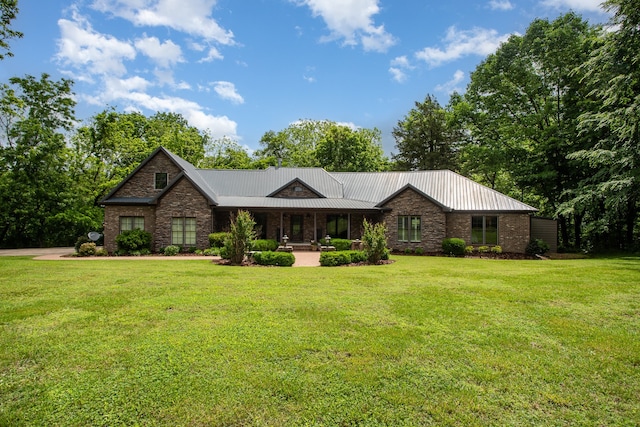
435, 70, 466, 94
95, 77, 238, 138
134, 35, 184, 67
198, 47, 224, 63
91, 0, 234, 44
415, 26, 511, 67
56, 11, 136, 76
488, 0, 514, 10
389, 55, 414, 83
291, 0, 396, 52
212, 81, 244, 104
540, 0, 604, 12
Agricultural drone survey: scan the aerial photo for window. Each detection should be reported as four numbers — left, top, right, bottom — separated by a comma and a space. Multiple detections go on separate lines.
471, 216, 498, 245
155, 172, 168, 190
172, 217, 197, 246
120, 216, 144, 233
326, 214, 349, 239
398, 216, 421, 242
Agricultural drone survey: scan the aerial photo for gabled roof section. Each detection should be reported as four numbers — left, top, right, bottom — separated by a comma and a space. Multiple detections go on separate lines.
267, 178, 326, 198
333, 169, 537, 212
149, 172, 218, 206
375, 183, 450, 211
100, 146, 219, 205
197, 167, 344, 199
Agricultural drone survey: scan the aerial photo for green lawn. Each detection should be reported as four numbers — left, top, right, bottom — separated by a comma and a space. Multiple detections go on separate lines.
1, 256, 639, 426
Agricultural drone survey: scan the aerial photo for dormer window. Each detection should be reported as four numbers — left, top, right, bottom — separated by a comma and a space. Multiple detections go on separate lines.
155, 172, 168, 190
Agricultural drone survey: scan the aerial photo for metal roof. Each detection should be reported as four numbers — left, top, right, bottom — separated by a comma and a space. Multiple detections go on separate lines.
197, 167, 344, 199
103, 148, 537, 213
332, 170, 537, 212
216, 196, 377, 210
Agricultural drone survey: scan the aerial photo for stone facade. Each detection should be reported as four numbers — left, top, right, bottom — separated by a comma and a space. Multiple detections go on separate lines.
381, 188, 446, 252
103, 205, 156, 252
102, 149, 535, 254
113, 153, 182, 198
446, 212, 531, 253
271, 181, 320, 198
154, 177, 212, 251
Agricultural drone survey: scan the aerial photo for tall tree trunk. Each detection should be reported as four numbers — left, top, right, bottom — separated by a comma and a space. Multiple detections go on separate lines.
574, 212, 583, 250
625, 196, 637, 249
559, 214, 569, 248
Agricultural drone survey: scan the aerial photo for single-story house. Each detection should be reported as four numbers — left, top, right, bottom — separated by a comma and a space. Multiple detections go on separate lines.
101, 147, 539, 253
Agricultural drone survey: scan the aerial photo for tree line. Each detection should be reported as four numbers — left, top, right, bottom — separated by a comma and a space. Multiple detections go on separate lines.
0, 0, 637, 251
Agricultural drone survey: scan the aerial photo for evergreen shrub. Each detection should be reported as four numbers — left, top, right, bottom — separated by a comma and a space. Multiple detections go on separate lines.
442, 238, 466, 256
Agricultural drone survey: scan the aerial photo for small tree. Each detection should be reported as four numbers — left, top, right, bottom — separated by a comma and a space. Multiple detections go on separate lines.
362, 219, 388, 264
224, 210, 256, 265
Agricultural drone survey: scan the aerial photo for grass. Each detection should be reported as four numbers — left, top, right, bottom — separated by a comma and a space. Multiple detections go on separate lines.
0, 255, 639, 426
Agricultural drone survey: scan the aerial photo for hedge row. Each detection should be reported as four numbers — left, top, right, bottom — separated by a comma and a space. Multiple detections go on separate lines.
252, 251, 295, 267
319, 250, 368, 266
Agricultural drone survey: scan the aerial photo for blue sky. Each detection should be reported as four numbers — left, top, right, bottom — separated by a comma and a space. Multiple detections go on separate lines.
2, 0, 609, 154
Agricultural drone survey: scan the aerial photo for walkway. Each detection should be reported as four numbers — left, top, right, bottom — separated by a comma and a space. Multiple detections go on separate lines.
0, 247, 321, 267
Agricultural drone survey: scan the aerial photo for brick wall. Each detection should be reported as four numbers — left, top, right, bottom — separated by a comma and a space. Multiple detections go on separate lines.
381, 188, 446, 252
154, 178, 212, 250
103, 205, 156, 252
446, 212, 531, 253
113, 152, 182, 198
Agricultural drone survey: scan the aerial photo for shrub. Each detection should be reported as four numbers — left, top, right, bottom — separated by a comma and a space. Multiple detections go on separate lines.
362, 219, 388, 264
78, 242, 96, 257
164, 245, 180, 256
442, 238, 466, 256
203, 248, 219, 256
478, 246, 490, 254
320, 251, 351, 266
95, 248, 108, 257
115, 229, 152, 254
252, 251, 295, 266
319, 238, 352, 251
209, 232, 230, 248
75, 235, 91, 253
346, 250, 368, 263
404, 247, 413, 255
224, 210, 256, 265
465, 246, 475, 255
251, 239, 279, 252
414, 247, 425, 255
491, 245, 503, 254
526, 239, 550, 256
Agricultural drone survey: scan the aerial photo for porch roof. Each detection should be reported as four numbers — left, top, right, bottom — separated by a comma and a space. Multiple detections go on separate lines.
215, 196, 379, 211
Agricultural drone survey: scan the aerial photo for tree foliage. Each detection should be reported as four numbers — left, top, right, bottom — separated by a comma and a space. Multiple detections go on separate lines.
461, 13, 600, 249
565, 0, 640, 249
0, 0, 22, 60
0, 74, 95, 247
392, 95, 461, 171
315, 124, 388, 172
256, 119, 389, 171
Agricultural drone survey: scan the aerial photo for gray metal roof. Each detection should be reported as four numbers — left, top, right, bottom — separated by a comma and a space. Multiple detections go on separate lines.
332, 170, 537, 212
197, 167, 344, 199
216, 196, 377, 210
104, 148, 537, 213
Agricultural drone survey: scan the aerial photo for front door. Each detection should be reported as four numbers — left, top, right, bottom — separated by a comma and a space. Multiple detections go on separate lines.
290, 215, 304, 242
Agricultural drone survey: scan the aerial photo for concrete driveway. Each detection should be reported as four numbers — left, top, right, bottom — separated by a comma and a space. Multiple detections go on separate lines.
0, 247, 321, 266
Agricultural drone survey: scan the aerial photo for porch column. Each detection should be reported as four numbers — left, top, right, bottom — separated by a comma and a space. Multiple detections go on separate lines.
348, 213, 351, 239
280, 212, 283, 241
314, 212, 317, 241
